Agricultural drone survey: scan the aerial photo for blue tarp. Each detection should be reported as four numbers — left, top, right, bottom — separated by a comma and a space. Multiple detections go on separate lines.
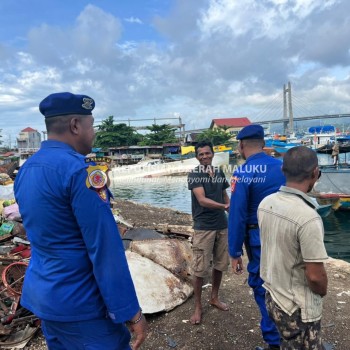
308, 125, 335, 133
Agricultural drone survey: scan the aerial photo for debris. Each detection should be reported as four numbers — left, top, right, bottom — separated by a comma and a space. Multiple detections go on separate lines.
0, 189, 39, 347
322, 322, 335, 328
336, 291, 350, 297
126, 251, 193, 314
167, 336, 177, 348
12, 237, 30, 246
155, 224, 193, 238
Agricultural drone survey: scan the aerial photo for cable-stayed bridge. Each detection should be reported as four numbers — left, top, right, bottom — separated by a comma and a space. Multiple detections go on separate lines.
256, 113, 350, 125
249, 82, 350, 133
95, 82, 349, 136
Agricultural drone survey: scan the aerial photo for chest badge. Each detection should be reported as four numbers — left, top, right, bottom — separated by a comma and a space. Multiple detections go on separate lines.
230, 176, 238, 193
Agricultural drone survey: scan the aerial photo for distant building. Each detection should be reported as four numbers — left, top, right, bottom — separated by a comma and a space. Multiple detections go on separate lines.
184, 133, 201, 145
210, 117, 251, 138
17, 127, 41, 150
108, 145, 163, 165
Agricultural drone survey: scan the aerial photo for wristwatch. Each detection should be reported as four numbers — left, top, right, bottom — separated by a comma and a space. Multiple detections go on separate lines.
126, 309, 143, 325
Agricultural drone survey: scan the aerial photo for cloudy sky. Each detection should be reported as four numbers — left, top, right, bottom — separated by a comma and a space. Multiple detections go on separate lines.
1, 0, 350, 146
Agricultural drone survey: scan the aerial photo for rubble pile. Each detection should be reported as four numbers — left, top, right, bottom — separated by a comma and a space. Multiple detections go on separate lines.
0, 193, 40, 349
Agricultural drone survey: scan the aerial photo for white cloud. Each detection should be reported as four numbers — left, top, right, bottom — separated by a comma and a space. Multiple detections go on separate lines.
124, 17, 143, 24
0, 0, 350, 144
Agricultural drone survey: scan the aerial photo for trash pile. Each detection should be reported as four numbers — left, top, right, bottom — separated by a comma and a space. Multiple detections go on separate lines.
0, 193, 40, 348
0, 184, 194, 348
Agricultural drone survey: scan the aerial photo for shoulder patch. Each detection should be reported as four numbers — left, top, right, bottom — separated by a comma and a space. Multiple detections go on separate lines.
231, 176, 238, 193
86, 165, 108, 189
96, 188, 109, 202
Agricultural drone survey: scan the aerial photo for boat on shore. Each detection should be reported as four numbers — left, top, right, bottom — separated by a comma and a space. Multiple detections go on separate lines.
110, 151, 230, 183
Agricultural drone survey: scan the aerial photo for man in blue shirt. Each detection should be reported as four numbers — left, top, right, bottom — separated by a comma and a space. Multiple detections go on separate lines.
14, 92, 147, 350
228, 125, 285, 350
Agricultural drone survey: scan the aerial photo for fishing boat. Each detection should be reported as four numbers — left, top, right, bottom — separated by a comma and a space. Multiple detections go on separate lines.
307, 125, 336, 151
316, 136, 350, 154
265, 139, 297, 155
308, 197, 333, 217
110, 151, 230, 183
311, 164, 350, 210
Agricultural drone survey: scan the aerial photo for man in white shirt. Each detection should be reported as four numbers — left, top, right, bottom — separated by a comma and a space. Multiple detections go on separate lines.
258, 146, 328, 349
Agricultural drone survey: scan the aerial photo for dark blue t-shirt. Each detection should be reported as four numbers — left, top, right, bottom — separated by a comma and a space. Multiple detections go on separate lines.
14, 140, 140, 323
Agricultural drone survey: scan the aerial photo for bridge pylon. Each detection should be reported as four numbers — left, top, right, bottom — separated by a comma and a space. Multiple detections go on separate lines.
283, 82, 294, 135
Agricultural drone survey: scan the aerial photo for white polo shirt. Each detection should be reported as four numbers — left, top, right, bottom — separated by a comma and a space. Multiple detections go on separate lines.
258, 186, 328, 322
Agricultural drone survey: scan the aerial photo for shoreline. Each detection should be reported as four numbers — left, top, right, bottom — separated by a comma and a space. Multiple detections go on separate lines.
24, 199, 350, 350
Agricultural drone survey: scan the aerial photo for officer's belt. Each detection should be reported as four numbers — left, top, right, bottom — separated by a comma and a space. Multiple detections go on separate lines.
246, 224, 259, 230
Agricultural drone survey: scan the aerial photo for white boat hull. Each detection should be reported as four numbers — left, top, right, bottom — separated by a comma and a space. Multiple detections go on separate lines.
313, 166, 350, 195
126, 250, 193, 314
110, 151, 229, 183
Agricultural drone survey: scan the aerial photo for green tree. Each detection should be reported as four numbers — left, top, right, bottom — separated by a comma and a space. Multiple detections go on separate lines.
94, 116, 142, 149
196, 127, 231, 145
140, 124, 178, 146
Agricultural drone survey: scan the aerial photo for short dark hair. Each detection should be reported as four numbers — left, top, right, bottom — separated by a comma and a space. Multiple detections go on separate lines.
195, 140, 214, 156
282, 146, 318, 183
241, 139, 265, 148
45, 114, 84, 134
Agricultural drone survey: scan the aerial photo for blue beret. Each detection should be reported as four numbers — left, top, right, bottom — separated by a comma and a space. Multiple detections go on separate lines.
39, 92, 95, 118
236, 124, 264, 140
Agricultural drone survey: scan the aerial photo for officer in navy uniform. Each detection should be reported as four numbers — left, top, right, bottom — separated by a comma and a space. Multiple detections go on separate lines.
14, 92, 147, 350
228, 125, 285, 350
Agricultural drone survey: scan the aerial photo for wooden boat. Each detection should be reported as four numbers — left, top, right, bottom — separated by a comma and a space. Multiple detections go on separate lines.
309, 197, 333, 217
110, 151, 230, 182
307, 125, 337, 151
316, 136, 350, 154
312, 164, 350, 210
264, 139, 298, 155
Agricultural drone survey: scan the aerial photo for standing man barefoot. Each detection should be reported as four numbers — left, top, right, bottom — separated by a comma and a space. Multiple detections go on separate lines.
187, 141, 230, 325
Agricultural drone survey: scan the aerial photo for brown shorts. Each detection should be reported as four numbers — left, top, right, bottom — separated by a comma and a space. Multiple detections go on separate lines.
191, 229, 229, 278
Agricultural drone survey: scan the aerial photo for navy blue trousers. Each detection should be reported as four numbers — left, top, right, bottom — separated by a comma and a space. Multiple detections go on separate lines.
41, 318, 131, 350
247, 245, 280, 346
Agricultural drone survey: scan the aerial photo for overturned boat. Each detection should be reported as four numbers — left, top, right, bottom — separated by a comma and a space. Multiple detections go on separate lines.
110, 151, 229, 183
121, 227, 193, 314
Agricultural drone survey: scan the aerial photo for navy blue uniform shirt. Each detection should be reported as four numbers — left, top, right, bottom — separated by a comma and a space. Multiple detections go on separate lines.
14, 140, 140, 323
228, 152, 285, 258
